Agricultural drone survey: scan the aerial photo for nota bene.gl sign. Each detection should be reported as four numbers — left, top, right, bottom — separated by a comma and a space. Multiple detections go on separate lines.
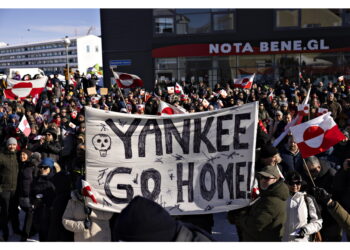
152, 39, 338, 58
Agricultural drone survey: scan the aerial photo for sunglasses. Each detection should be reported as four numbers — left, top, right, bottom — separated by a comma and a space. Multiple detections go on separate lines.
258, 175, 276, 181
39, 166, 50, 170
288, 181, 302, 186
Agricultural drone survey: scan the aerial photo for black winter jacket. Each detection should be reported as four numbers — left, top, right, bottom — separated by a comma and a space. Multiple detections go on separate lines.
0, 149, 19, 192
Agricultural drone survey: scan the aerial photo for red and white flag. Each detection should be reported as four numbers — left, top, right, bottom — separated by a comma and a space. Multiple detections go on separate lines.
317, 107, 328, 116
175, 83, 184, 94
297, 104, 310, 116
158, 100, 187, 115
32, 93, 39, 105
268, 90, 274, 103
167, 86, 175, 94
4, 76, 48, 100
233, 73, 255, 89
290, 112, 346, 158
71, 110, 78, 119
18, 115, 31, 137
299, 72, 304, 80
91, 95, 101, 104
202, 98, 210, 108
338, 75, 344, 82
82, 180, 98, 204
219, 89, 227, 98
273, 87, 311, 147
112, 70, 143, 89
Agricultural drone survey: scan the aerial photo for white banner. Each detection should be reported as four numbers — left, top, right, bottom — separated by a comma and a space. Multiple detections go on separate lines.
85, 102, 258, 215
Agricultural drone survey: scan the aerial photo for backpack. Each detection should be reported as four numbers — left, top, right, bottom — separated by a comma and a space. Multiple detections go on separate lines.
304, 194, 322, 242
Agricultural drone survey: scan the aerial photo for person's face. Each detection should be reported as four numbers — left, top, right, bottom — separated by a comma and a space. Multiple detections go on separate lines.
45, 132, 53, 141
259, 104, 264, 111
276, 113, 283, 121
307, 163, 321, 179
258, 174, 278, 190
286, 114, 292, 123
7, 143, 17, 152
39, 165, 51, 176
328, 94, 334, 101
287, 180, 302, 194
288, 137, 298, 152
20, 152, 28, 162
61, 109, 67, 116
31, 127, 37, 134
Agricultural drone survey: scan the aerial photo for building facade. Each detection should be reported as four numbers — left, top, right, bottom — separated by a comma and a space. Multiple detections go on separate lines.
100, 9, 350, 90
0, 35, 102, 75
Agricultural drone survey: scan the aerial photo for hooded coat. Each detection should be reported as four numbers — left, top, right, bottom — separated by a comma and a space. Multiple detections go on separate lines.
229, 179, 289, 241
62, 190, 113, 241
0, 148, 19, 192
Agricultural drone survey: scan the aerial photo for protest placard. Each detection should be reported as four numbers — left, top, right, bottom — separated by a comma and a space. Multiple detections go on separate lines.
85, 102, 258, 215
87, 87, 97, 96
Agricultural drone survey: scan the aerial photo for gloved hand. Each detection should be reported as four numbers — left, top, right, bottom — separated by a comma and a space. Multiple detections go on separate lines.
312, 187, 332, 205
84, 218, 91, 229
19, 197, 31, 209
296, 227, 307, 238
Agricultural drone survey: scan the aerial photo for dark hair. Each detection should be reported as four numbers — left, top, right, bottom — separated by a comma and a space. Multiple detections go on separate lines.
285, 171, 302, 184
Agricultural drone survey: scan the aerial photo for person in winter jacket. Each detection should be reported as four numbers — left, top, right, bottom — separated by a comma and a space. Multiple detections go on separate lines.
0, 137, 19, 241
227, 165, 289, 241
62, 183, 113, 241
279, 135, 304, 176
30, 157, 56, 241
282, 171, 322, 242
17, 149, 35, 241
114, 196, 214, 242
313, 187, 350, 236
31, 127, 61, 162
303, 156, 342, 241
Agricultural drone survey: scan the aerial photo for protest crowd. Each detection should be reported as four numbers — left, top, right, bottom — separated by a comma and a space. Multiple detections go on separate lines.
0, 69, 350, 242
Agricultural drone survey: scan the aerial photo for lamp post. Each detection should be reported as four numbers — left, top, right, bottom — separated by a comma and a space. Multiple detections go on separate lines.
63, 36, 71, 86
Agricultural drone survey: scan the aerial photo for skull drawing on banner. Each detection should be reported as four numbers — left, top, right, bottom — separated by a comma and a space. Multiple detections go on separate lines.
92, 134, 112, 157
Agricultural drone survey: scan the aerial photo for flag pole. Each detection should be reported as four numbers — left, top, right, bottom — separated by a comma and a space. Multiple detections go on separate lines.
110, 67, 128, 110
302, 158, 316, 187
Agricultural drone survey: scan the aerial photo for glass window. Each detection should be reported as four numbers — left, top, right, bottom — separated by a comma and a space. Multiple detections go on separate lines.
176, 13, 211, 34
155, 17, 174, 34
155, 58, 177, 70
213, 13, 234, 31
301, 9, 342, 28
276, 9, 299, 27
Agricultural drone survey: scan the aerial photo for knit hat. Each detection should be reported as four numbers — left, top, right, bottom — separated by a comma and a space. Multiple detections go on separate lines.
21, 149, 32, 158
6, 137, 17, 146
257, 165, 280, 179
260, 144, 278, 158
116, 196, 178, 241
39, 157, 54, 169
30, 152, 42, 166
44, 127, 57, 140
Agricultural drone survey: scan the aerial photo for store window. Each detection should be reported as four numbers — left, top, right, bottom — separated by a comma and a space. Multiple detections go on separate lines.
301, 9, 342, 28
213, 13, 234, 31
176, 13, 211, 34
275, 9, 298, 28
155, 17, 174, 34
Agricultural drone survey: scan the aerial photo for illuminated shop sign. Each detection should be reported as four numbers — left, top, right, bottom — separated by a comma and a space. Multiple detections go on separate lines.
209, 39, 330, 54
152, 39, 339, 58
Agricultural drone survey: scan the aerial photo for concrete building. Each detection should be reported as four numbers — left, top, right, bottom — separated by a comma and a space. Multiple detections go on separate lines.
0, 34, 102, 75
100, 9, 350, 90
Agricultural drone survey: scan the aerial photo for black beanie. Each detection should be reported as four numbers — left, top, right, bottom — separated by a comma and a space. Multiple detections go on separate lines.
260, 144, 278, 158
116, 196, 178, 241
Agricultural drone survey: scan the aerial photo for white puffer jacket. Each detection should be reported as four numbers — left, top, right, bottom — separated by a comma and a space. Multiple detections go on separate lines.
62, 191, 113, 242
283, 192, 322, 242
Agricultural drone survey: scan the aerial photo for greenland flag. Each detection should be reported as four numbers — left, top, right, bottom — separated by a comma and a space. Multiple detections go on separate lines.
290, 112, 346, 158
317, 107, 328, 116
233, 73, 255, 89
112, 69, 143, 88
4, 76, 48, 100
18, 115, 31, 137
158, 100, 187, 115
82, 180, 98, 204
175, 83, 184, 94
297, 104, 310, 116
